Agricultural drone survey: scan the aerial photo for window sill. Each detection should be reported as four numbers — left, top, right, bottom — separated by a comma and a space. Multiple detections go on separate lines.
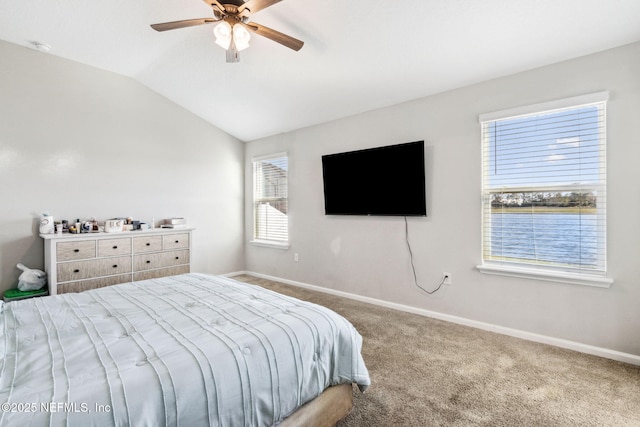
476, 264, 613, 288
249, 239, 290, 250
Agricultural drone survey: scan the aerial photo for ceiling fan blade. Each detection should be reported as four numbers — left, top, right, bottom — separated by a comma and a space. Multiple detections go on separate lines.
151, 18, 218, 32
241, 21, 303, 51
238, 0, 282, 15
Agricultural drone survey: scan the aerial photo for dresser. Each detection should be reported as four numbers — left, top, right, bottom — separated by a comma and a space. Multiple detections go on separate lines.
41, 228, 193, 295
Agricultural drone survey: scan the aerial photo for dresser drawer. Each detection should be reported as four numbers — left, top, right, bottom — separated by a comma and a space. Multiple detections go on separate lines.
57, 240, 96, 261
58, 256, 132, 282
98, 238, 131, 257
57, 274, 131, 294
162, 233, 189, 250
134, 249, 190, 271
133, 265, 190, 282
132, 235, 162, 253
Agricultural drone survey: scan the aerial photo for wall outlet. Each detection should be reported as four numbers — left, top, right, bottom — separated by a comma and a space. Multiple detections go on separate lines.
294, 253, 299, 262
443, 272, 452, 285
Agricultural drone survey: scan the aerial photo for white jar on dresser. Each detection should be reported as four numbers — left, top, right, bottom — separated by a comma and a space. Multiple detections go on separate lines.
41, 228, 193, 295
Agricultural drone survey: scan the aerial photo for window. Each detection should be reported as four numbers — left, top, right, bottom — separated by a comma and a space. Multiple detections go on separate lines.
478, 92, 611, 286
252, 153, 288, 247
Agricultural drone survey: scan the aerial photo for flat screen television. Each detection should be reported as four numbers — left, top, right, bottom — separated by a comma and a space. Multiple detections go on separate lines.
322, 141, 426, 216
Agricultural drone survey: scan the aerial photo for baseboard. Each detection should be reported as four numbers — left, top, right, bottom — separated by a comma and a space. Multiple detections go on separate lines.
221, 270, 248, 278
236, 271, 640, 366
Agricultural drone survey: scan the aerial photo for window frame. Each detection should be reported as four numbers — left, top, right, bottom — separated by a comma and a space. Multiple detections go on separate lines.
250, 152, 290, 249
477, 92, 613, 288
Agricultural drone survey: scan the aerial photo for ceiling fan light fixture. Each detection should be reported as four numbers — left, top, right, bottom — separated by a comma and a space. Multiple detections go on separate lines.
233, 24, 251, 51
214, 21, 232, 50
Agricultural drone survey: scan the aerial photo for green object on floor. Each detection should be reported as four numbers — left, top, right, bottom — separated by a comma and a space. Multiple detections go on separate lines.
3, 287, 48, 301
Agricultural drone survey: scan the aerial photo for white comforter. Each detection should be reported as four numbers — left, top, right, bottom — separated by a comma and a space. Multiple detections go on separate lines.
0, 274, 370, 426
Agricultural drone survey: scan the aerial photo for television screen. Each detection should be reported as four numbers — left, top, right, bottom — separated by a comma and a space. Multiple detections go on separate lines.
322, 141, 426, 216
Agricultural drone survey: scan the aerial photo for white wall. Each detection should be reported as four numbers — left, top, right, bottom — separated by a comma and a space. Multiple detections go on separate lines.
245, 42, 640, 357
0, 40, 245, 293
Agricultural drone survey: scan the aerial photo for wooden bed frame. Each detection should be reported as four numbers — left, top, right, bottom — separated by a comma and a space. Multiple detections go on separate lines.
281, 383, 354, 427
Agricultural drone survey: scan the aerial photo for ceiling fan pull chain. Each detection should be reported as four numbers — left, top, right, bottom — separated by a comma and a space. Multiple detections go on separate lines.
227, 37, 240, 63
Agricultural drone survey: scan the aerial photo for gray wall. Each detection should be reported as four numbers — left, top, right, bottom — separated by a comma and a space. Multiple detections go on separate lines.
0, 40, 245, 293
245, 42, 640, 357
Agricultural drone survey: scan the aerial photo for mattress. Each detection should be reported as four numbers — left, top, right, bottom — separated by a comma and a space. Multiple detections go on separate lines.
0, 273, 370, 426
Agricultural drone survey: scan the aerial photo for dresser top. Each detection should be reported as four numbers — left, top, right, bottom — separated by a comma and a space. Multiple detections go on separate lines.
40, 228, 194, 241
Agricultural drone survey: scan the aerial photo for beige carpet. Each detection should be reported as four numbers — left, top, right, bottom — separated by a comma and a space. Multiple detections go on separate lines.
233, 275, 640, 427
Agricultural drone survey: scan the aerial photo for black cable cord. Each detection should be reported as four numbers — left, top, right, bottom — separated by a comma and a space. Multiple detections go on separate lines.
404, 216, 445, 295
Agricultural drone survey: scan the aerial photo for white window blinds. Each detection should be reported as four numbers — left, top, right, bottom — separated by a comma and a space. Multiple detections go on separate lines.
253, 153, 288, 243
480, 93, 607, 276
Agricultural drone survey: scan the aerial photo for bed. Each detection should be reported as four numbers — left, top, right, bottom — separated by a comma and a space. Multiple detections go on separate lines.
0, 273, 370, 426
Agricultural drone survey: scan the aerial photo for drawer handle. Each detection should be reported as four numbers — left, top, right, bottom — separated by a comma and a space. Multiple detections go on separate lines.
175, 256, 179, 260
112, 245, 118, 249
146, 243, 151, 246
112, 264, 118, 268
73, 269, 80, 273
146, 260, 151, 264
175, 240, 179, 243
74, 249, 80, 253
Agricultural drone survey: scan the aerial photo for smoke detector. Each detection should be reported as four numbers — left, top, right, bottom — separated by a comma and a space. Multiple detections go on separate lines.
31, 41, 51, 52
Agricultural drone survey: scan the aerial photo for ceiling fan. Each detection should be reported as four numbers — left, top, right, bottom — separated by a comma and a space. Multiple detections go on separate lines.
150, 0, 303, 63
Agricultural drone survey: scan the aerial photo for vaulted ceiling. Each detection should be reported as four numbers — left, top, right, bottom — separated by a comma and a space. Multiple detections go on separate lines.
2, 0, 640, 141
